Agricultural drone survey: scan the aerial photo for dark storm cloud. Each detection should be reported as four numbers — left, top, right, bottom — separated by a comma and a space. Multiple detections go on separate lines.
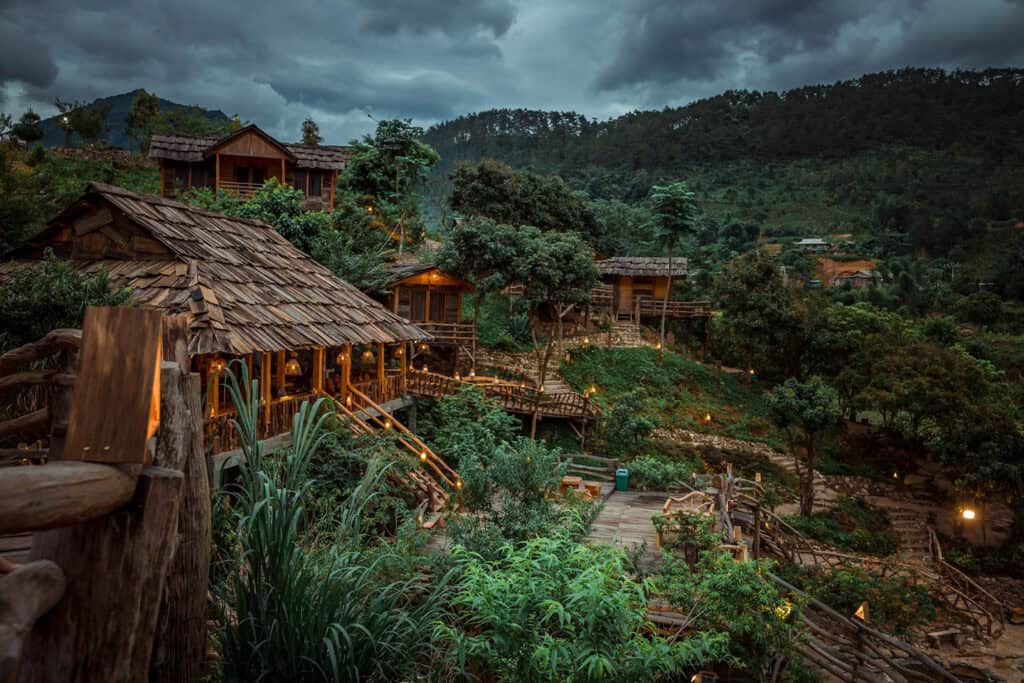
356, 0, 517, 38
594, 0, 1024, 98
0, 0, 1022, 141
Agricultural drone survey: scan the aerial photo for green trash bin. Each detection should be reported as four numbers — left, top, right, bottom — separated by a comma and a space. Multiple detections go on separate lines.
615, 468, 629, 492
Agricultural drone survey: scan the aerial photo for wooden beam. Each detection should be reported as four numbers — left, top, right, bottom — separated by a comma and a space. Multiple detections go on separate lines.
208, 363, 220, 417
392, 287, 400, 313
424, 287, 431, 323
0, 461, 136, 534
24, 466, 183, 683
159, 165, 166, 197
312, 347, 325, 394
341, 344, 351, 399
275, 351, 285, 391
376, 343, 385, 385
261, 352, 271, 427
400, 342, 408, 380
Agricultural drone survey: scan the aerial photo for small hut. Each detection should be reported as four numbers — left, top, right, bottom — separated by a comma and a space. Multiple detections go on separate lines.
596, 256, 690, 322
3, 183, 428, 454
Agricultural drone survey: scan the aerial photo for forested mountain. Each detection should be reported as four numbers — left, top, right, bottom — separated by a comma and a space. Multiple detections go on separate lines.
422, 69, 1024, 245
38, 90, 230, 149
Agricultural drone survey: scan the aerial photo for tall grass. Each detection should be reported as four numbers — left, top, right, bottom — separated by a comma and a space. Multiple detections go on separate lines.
215, 362, 450, 681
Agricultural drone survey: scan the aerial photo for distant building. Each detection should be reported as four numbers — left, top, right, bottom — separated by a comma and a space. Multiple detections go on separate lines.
795, 237, 830, 253
816, 258, 882, 288
148, 124, 350, 210
830, 269, 882, 289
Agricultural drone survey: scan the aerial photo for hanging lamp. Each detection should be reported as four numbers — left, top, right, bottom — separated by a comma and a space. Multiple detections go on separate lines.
285, 353, 302, 375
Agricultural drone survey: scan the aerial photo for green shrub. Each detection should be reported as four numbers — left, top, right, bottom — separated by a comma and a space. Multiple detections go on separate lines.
627, 453, 701, 490
598, 391, 657, 458
436, 535, 727, 681
783, 496, 898, 556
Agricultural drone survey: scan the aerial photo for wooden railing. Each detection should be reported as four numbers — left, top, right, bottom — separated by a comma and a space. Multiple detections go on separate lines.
634, 296, 712, 319
415, 321, 477, 345
352, 373, 407, 406
218, 179, 263, 199
407, 370, 601, 420
203, 393, 309, 455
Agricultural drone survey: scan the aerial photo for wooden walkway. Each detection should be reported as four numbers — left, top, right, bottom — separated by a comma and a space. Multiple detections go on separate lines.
586, 490, 667, 555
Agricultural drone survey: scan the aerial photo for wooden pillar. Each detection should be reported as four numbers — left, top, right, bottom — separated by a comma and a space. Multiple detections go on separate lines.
274, 351, 285, 392
330, 171, 336, 208
341, 344, 351, 399
424, 287, 431, 323
208, 361, 220, 417
159, 165, 166, 197
261, 352, 271, 427
280, 158, 285, 185
214, 153, 220, 194
376, 343, 385, 385
400, 341, 408, 379
312, 347, 325, 393
392, 287, 400, 313
187, 165, 192, 191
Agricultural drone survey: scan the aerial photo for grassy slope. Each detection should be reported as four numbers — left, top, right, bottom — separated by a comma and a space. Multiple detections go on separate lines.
561, 346, 782, 448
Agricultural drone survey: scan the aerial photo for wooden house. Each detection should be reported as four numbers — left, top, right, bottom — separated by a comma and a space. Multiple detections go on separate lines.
382, 263, 475, 373
148, 124, 350, 209
595, 256, 709, 321
3, 183, 428, 456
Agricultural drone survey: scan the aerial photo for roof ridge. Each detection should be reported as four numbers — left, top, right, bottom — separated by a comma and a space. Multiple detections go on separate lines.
85, 182, 276, 229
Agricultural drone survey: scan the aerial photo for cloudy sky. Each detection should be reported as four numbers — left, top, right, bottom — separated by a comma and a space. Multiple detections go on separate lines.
2, 0, 1023, 143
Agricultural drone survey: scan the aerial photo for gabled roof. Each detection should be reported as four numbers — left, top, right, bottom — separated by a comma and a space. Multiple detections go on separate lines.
149, 124, 351, 170
7, 183, 426, 355
383, 262, 473, 290
596, 256, 688, 278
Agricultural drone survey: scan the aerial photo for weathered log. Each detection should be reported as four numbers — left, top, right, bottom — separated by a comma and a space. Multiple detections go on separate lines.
0, 409, 48, 441
149, 367, 211, 683
0, 330, 80, 374
0, 461, 136, 535
21, 466, 183, 683
0, 561, 65, 683
0, 371, 74, 394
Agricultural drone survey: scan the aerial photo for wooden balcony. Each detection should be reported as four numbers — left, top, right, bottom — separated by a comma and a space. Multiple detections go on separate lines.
218, 179, 262, 199
634, 296, 711, 319
416, 321, 477, 345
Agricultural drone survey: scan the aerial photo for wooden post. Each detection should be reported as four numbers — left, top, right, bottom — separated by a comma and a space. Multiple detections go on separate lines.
274, 351, 285, 392
607, 287, 614, 349
208, 362, 220, 417
280, 158, 285, 185
392, 287, 400, 313
341, 344, 351, 400
150, 363, 211, 683
400, 342, 408, 380
159, 165, 166, 197
47, 343, 79, 461
261, 352, 271, 428
330, 171, 336, 208
312, 347, 325, 394
23, 467, 184, 683
753, 504, 762, 560
376, 343, 385, 385
424, 287, 431, 323
214, 153, 220, 194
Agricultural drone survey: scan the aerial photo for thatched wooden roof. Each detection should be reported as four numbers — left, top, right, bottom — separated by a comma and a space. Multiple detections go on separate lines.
149, 124, 350, 170
597, 256, 688, 278
5, 183, 427, 356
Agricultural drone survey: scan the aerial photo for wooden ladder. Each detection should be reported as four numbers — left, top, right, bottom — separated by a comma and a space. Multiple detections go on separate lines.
322, 387, 459, 520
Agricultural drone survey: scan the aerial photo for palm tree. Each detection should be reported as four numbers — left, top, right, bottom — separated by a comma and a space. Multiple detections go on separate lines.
649, 182, 700, 355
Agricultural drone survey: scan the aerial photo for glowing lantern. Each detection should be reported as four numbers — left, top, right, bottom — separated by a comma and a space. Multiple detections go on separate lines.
284, 354, 302, 375
361, 348, 375, 363
962, 508, 976, 520
209, 357, 227, 373
419, 450, 428, 462
384, 419, 392, 430
469, 368, 476, 378
335, 351, 347, 366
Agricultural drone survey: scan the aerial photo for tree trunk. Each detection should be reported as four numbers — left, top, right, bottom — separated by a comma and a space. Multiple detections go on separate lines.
800, 437, 817, 517
22, 466, 183, 683
150, 366, 211, 683
660, 244, 673, 357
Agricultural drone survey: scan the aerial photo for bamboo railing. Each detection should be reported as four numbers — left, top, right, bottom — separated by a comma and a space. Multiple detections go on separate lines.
407, 370, 600, 420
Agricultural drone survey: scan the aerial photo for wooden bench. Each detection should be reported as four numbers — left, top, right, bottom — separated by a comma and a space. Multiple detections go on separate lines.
926, 628, 964, 648
559, 475, 582, 496
583, 481, 602, 498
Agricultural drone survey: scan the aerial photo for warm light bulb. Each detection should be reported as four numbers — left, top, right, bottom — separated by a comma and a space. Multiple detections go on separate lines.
419, 451, 427, 462
469, 368, 476, 377
454, 372, 461, 380
583, 336, 590, 345
384, 420, 391, 430
455, 479, 463, 490
962, 508, 976, 520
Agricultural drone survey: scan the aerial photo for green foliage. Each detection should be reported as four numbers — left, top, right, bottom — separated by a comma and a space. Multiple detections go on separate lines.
417, 385, 520, 472
156, 104, 236, 138
587, 198, 656, 256
785, 565, 937, 635
657, 553, 805, 681
123, 90, 161, 154
471, 292, 532, 350
436, 216, 525, 296
518, 225, 599, 309
12, 109, 43, 144
0, 145, 45, 252
652, 509, 719, 554
55, 98, 111, 145
956, 291, 1004, 326
783, 496, 899, 556
436, 535, 727, 682
598, 391, 657, 459
216, 364, 451, 681
627, 453, 700, 491
301, 116, 322, 146
0, 251, 132, 351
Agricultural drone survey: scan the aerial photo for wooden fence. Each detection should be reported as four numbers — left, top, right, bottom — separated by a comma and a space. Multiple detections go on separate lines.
0, 309, 212, 683
407, 370, 600, 420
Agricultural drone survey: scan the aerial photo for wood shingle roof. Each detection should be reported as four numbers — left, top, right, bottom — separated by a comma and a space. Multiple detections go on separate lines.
6, 183, 427, 356
596, 256, 688, 278
149, 125, 351, 170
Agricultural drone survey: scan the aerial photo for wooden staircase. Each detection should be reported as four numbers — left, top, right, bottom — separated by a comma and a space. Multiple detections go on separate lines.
322, 386, 459, 524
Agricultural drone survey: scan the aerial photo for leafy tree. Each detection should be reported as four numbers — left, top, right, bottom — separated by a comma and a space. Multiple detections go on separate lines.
437, 535, 727, 681
123, 90, 161, 154
11, 109, 43, 144
587, 198, 655, 256
766, 378, 841, 515
417, 385, 520, 473
157, 105, 235, 138
0, 251, 132, 351
55, 98, 110, 146
714, 251, 820, 379
300, 116, 322, 145
0, 145, 45, 253
435, 216, 525, 359
649, 181, 700, 352
341, 118, 438, 254
955, 291, 1003, 326
518, 227, 599, 436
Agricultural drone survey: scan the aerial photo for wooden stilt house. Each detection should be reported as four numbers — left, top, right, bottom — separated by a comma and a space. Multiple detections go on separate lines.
594, 256, 710, 322
3, 183, 429, 457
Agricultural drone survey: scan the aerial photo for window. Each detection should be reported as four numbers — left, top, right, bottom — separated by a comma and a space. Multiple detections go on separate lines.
294, 170, 308, 194
445, 293, 460, 322
397, 288, 412, 319
430, 292, 445, 322
410, 290, 426, 321
252, 167, 265, 185
309, 171, 323, 197
234, 166, 249, 183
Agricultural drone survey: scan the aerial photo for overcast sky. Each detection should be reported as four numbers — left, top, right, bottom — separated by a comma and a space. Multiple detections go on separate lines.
2, 0, 1023, 143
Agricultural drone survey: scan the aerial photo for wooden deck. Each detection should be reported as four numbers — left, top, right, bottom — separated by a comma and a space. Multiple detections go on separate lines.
587, 490, 668, 556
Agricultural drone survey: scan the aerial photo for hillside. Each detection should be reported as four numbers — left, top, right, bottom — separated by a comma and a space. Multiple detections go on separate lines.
39, 90, 230, 149
422, 68, 1024, 254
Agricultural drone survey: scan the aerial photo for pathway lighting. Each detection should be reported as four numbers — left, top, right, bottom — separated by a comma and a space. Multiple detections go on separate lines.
454, 372, 461, 380
962, 508, 976, 521
455, 478, 463, 490
419, 450, 428, 462
384, 419, 392, 430
703, 412, 713, 424
469, 368, 476, 378
583, 336, 590, 346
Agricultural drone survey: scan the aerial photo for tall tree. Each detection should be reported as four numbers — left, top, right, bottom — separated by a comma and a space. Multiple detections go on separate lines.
518, 227, 599, 437
54, 98, 110, 146
300, 117, 322, 146
123, 90, 161, 154
648, 181, 700, 354
766, 378, 841, 516
436, 217, 525, 363
11, 109, 43, 144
